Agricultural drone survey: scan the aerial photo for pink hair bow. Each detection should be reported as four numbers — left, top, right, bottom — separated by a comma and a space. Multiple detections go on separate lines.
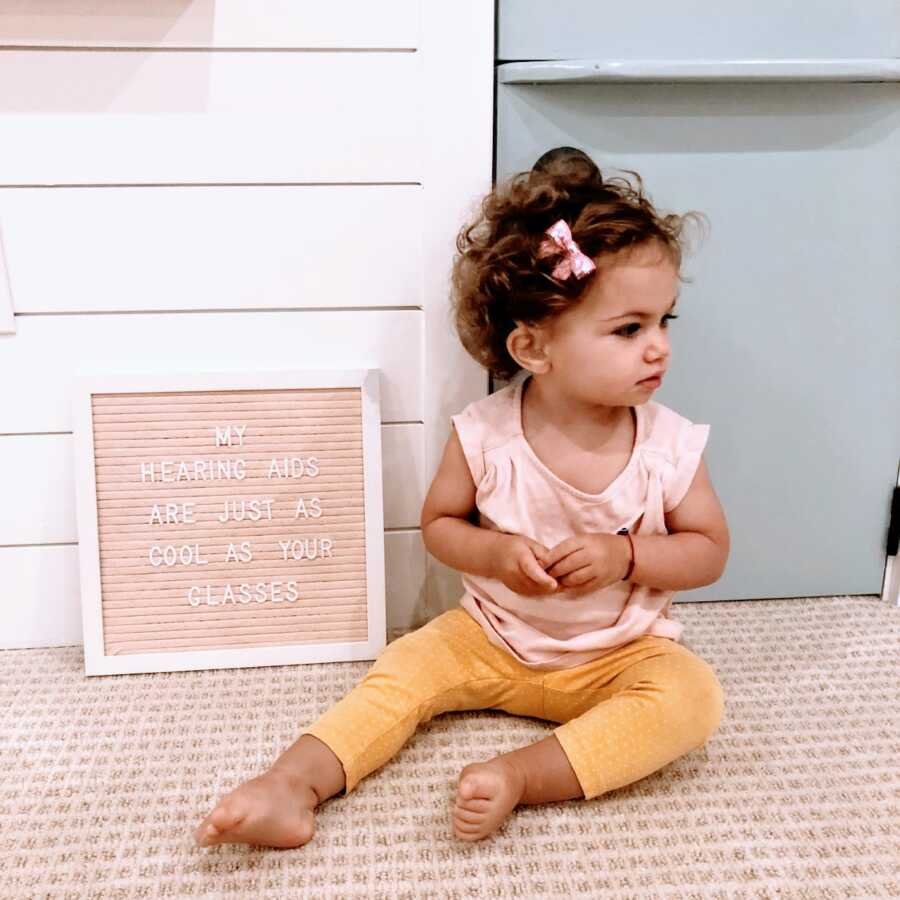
537, 219, 596, 280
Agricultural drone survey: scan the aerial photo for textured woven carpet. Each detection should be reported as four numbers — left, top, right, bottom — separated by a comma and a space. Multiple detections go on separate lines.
1, 595, 898, 899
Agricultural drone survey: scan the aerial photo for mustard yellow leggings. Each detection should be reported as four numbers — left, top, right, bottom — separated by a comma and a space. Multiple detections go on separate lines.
302, 607, 725, 800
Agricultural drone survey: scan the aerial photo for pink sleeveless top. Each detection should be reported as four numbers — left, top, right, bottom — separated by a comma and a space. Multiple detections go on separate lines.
450, 371, 709, 670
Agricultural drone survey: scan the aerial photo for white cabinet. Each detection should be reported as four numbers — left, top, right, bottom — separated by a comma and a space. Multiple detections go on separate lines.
0, 1, 493, 647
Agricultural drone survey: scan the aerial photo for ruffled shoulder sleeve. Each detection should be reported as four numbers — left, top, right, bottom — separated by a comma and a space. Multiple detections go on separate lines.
450, 404, 487, 485
642, 402, 711, 513
449, 381, 520, 487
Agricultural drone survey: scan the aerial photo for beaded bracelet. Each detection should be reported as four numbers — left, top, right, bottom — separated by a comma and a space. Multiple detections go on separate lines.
621, 532, 635, 581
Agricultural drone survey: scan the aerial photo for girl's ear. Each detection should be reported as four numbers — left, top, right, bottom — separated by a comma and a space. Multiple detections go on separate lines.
506, 323, 551, 375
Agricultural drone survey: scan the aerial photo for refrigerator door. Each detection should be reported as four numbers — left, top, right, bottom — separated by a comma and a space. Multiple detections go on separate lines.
496, 11, 900, 601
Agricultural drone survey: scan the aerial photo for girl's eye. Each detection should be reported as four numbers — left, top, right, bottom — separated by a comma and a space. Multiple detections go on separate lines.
614, 314, 679, 339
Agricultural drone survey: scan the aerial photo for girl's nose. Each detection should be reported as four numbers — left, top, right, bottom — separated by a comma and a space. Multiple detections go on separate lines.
645, 331, 671, 362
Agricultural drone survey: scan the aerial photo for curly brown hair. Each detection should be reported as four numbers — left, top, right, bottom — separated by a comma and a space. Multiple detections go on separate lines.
450, 147, 708, 380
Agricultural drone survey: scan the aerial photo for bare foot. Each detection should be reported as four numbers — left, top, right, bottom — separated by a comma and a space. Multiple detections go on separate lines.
452, 757, 526, 842
194, 768, 319, 849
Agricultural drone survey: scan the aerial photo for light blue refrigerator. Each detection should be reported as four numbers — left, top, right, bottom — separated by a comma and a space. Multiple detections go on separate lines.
496, 0, 900, 602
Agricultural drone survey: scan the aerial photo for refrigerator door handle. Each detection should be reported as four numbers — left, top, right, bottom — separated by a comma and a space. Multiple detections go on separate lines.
499, 58, 900, 84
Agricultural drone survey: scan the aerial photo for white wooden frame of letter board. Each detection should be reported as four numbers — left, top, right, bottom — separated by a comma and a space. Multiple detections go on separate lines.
73, 368, 386, 676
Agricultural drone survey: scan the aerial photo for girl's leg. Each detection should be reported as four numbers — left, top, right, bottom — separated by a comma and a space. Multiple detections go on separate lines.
197, 607, 527, 849
546, 640, 725, 801
300, 607, 543, 797
452, 639, 723, 841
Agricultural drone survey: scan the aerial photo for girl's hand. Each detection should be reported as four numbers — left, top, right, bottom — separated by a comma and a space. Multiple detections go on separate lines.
488, 532, 558, 596
543, 533, 630, 594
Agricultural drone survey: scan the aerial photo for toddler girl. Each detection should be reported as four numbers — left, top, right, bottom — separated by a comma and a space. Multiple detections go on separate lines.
195, 147, 730, 849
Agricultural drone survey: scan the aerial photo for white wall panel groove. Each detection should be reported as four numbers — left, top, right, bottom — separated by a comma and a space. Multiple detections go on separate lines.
0, 185, 422, 313
0, 51, 421, 184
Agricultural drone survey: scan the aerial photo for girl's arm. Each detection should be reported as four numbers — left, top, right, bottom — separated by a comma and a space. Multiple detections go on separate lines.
631, 457, 730, 592
420, 427, 502, 578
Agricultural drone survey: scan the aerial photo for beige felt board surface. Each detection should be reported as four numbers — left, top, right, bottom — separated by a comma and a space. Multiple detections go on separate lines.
89, 386, 370, 658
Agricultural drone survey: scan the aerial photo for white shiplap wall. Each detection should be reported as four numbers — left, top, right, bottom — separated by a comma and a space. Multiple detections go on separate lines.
0, 0, 492, 648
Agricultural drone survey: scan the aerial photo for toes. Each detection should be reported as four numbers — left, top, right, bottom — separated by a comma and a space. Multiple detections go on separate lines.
455, 796, 490, 812
196, 819, 231, 847
194, 800, 247, 847
458, 770, 494, 801
453, 807, 484, 826
454, 823, 486, 842
210, 802, 246, 832
452, 761, 521, 843
198, 824, 223, 847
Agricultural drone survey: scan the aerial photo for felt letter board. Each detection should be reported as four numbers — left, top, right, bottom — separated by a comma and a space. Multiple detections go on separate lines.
73, 369, 385, 676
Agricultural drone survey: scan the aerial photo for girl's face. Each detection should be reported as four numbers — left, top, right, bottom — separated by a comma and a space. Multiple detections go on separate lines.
539, 242, 679, 407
